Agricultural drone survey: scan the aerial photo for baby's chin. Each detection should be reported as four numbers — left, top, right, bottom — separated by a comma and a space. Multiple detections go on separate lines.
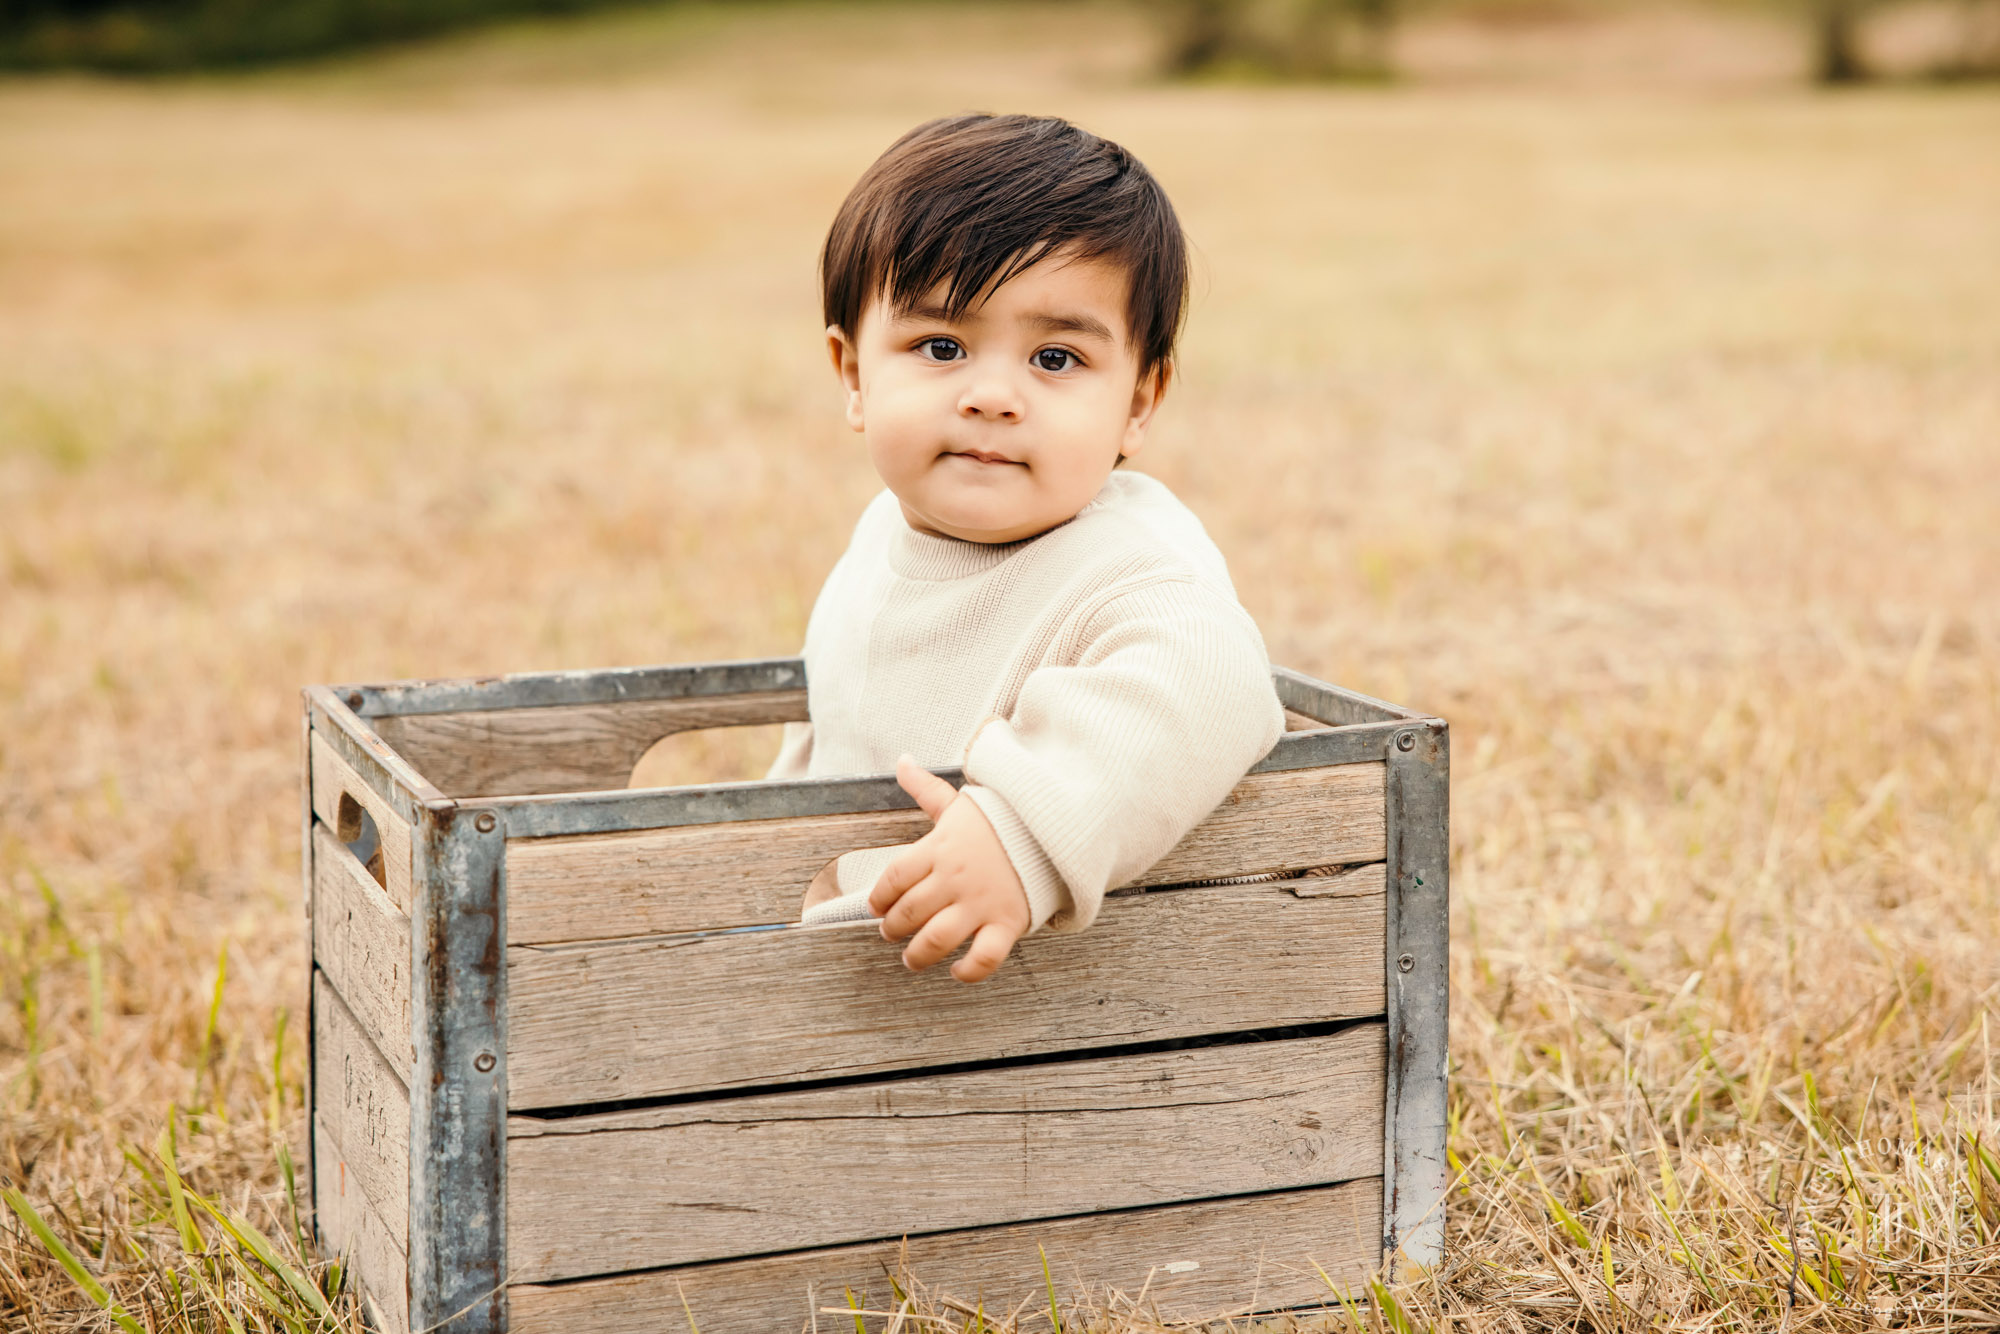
903, 488, 1071, 545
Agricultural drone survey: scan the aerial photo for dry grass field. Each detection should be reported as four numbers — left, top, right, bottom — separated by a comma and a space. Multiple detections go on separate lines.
2, 2, 1998, 1329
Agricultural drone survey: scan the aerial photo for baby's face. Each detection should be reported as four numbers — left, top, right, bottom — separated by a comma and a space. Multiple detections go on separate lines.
830, 251, 1167, 545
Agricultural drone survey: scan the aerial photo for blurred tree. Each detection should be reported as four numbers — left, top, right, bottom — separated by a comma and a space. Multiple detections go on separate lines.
1811, 0, 1869, 81
1940, 0, 2000, 75
0, 0, 605, 69
1164, 0, 1395, 79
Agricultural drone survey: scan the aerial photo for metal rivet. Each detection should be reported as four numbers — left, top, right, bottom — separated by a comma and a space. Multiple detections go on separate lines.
475, 812, 497, 833
474, 1052, 496, 1073
1398, 953, 1416, 973
346, 691, 364, 709
1396, 731, 1417, 752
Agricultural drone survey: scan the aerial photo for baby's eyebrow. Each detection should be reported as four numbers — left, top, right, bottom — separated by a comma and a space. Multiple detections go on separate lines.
1024, 311, 1116, 342
895, 301, 957, 324
888, 302, 1117, 344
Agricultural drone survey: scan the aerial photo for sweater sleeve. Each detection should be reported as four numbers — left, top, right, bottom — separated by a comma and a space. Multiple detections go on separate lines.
960, 575, 1285, 933
764, 720, 813, 781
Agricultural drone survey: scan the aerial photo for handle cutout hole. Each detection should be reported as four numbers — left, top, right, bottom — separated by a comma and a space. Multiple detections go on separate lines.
628, 723, 791, 790
336, 792, 387, 889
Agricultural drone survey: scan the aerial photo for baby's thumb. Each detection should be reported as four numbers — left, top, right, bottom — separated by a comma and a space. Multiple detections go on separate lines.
895, 754, 958, 821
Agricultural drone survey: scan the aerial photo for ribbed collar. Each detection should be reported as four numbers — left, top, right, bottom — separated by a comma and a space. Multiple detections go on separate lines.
885, 479, 1125, 581
888, 525, 1029, 581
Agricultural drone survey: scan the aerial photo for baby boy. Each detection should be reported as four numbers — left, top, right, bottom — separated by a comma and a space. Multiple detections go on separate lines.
770, 113, 1283, 982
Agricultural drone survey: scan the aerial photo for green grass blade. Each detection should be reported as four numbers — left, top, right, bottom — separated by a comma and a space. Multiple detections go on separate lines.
158, 1118, 206, 1255
193, 938, 229, 1112
1370, 1279, 1420, 1334
844, 1286, 867, 1334
269, 1005, 289, 1130
187, 1259, 251, 1334
3, 1187, 147, 1334
1040, 1243, 1063, 1334
278, 1139, 308, 1258
1542, 1188, 1591, 1249
1312, 1261, 1371, 1332
223, 1205, 336, 1321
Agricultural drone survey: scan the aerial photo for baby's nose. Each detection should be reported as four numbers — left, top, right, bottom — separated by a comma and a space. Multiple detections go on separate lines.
958, 376, 1024, 420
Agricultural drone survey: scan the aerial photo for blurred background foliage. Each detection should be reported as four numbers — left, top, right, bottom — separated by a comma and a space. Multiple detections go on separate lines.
3, 0, 1998, 79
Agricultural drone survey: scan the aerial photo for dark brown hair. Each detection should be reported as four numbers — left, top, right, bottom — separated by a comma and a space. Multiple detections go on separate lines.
821, 113, 1189, 380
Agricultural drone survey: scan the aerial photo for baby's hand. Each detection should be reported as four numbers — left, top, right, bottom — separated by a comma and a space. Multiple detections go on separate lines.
870, 755, 1030, 983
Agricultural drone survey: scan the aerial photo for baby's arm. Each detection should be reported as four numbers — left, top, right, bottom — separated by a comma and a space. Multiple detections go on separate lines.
866, 575, 1283, 978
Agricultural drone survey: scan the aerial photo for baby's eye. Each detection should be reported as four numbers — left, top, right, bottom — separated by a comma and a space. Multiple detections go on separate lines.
1035, 347, 1078, 373
918, 337, 963, 362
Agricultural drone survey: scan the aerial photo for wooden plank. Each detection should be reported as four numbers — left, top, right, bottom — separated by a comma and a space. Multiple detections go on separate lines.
508, 880, 1384, 1109
508, 1026, 1383, 1283
312, 973, 410, 1249
312, 823, 414, 1077
487, 725, 1397, 840
310, 732, 415, 913
509, 804, 925, 944
507, 761, 1385, 944
372, 689, 808, 798
313, 1116, 409, 1334
509, 1176, 1382, 1334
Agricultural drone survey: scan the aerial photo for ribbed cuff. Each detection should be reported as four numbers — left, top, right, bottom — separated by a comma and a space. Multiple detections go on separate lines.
961, 784, 1070, 932
835, 845, 900, 899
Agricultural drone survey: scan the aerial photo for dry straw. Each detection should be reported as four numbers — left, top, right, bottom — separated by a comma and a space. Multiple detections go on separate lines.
3, 3, 1997, 1331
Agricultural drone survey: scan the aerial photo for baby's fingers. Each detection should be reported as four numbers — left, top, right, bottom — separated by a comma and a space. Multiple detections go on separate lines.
868, 846, 934, 919
901, 903, 977, 973
951, 920, 1024, 984
880, 873, 955, 942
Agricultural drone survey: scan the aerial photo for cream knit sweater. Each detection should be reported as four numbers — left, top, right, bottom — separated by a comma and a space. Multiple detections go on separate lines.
768, 471, 1284, 933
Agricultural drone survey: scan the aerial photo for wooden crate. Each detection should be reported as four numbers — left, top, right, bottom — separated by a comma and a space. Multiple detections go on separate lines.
300, 659, 1448, 1333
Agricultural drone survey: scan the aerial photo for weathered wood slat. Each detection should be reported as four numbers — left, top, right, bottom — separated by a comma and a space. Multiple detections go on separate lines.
507, 1026, 1383, 1283
509, 1175, 1382, 1334
312, 1116, 408, 1334
312, 973, 411, 1249
309, 733, 415, 912
311, 823, 413, 1076
372, 689, 808, 797
506, 761, 1385, 944
507, 880, 1385, 1109
509, 804, 926, 945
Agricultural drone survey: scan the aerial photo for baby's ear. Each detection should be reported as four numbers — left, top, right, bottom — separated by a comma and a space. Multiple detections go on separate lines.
1120, 359, 1172, 459
827, 324, 865, 432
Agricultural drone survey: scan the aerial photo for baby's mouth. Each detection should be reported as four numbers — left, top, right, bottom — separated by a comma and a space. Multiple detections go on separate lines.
944, 448, 1024, 467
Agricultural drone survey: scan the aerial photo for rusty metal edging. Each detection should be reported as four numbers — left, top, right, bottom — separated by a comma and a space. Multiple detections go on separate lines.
337, 656, 807, 719
409, 802, 508, 1332
1381, 717, 1450, 1277
337, 659, 1402, 730
1273, 666, 1423, 725
305, 686, 452, 823
300, 693, 319, 1254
